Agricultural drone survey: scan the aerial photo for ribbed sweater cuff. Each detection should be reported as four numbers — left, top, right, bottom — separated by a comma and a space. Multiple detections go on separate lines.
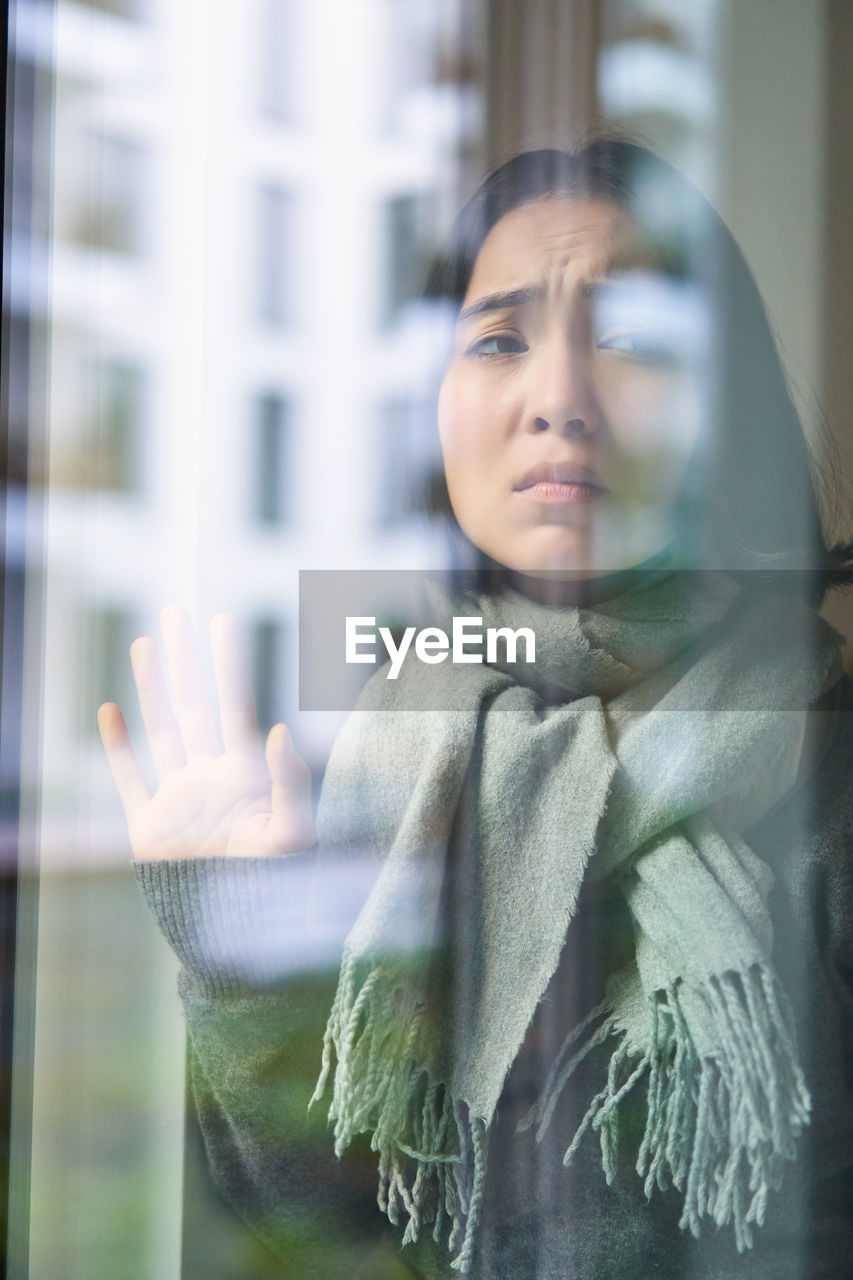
134, 852, 326, 997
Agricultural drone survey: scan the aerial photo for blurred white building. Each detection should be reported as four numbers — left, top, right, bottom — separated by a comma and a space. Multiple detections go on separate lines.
42, 0, 484, 865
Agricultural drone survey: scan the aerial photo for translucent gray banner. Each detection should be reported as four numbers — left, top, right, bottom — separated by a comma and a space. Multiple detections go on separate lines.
298, 569, 837, 712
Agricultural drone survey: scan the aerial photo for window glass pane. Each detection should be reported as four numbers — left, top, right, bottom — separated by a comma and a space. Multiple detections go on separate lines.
252, 393, 289, 525
67, 135, 148, 256
250, 617, 284, 734
98, 363, 145, 492
76, 606, 138, 739
8, 2, 853, 1279
49, 349, 146, 493
254, 186, 293, 326
381, 193, 431, 328
255, 0, 295, 122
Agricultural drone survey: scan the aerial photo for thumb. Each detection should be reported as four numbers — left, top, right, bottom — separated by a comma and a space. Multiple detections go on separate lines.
265, 724, 317, 853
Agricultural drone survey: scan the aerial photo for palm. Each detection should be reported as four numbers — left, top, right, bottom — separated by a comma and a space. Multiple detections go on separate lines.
98, 607, 316, 861
127, 755, 270, 860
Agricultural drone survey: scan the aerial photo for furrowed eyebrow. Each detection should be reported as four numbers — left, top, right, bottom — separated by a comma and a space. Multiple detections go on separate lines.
457, 285, 544, 324
581, 277, 643, 301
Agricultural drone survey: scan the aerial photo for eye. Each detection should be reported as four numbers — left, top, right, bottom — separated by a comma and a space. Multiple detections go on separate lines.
597, 331, 677, 366
466, 332, 528, 358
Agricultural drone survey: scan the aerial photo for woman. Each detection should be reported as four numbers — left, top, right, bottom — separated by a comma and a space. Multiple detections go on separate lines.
99, 142, 853, 1278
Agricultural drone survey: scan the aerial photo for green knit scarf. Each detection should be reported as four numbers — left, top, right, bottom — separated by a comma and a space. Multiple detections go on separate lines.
310, 568, 841, 1272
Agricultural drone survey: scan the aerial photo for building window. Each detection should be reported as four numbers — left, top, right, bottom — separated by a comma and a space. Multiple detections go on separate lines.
55, 358, 146, 493
79, 606, 138, 740
250, 618, 284, 734
375, 396, 444, 527
252, 393, 290, 525
71, 135, 148, 256
381, 193, 431, 328
97, 362, 145, 493
254, 186, 293, 326
256, 0, 295, 122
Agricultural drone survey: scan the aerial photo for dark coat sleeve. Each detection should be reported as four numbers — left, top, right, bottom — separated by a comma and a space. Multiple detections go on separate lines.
135, 855, 427, 1279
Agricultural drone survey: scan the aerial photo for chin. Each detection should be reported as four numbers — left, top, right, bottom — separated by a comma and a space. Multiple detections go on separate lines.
499, 531, 603, 579
498, 515, 678, 579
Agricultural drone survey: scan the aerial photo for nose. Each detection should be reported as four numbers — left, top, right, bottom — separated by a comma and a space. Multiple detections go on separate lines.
524, 332, 598, 438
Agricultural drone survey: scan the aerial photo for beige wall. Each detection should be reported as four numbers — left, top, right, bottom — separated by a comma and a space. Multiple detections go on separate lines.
485, 0, 598, 160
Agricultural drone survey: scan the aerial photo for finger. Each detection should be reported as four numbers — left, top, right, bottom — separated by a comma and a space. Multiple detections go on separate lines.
265, 724, 317, 853
209, 613, 261, 753
97, 702, 152, 818
130, 636, 187, 779
159, 604, 222, 758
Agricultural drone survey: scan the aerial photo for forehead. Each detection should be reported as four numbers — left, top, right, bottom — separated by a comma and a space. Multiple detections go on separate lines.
464, 197, 653, 300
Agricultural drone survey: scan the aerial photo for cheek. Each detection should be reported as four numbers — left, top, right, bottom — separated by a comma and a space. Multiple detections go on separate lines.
438, 368, 504, 481
598, 370, 702, 498
438, 367, 516, 553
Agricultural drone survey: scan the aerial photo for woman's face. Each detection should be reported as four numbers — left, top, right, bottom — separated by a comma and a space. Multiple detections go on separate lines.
437, 197, 706, 578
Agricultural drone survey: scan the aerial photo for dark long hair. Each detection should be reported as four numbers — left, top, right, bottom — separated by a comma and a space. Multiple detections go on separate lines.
423, 141, 853, 602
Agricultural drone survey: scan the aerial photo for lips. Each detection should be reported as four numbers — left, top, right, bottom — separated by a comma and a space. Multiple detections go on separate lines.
513, 460, 608, 492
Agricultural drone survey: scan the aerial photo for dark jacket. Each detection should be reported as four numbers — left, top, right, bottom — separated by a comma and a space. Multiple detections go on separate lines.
136, 674, 853, 1279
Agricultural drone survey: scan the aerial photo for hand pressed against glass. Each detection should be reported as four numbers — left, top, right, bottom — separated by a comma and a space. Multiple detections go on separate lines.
98, 606, 316, 860
438, 197, 705, 577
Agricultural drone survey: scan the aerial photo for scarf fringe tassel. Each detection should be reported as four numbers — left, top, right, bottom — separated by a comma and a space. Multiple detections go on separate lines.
310, 953, 487, 1273
519, 961, 811, 1253
311, 958, 809, 1269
